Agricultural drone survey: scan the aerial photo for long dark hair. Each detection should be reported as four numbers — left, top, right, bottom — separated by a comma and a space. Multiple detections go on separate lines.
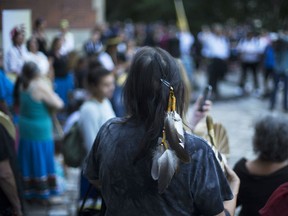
123, 47, 185, 162
13, 62, 40, 107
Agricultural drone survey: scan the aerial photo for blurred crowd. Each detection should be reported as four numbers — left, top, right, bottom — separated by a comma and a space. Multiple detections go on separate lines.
1, 17, 288, 216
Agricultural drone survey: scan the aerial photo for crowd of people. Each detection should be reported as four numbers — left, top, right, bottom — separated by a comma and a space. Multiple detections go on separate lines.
0, 17, 288, 216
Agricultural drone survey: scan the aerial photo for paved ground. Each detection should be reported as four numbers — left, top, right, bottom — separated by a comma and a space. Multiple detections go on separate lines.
25, 69, 287, 215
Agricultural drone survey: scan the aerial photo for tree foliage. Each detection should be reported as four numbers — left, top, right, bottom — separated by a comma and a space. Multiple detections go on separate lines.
106, 0, 288, 30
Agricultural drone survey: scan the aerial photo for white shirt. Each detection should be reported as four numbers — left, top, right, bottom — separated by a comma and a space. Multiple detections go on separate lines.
98, 52, 115, 71
237, 38, 262, 63
78, 99, 115, 152
178, 31, 195, 56
5, 45, 29, 74
25, 51, 49, 75
59, 32, 75, 55
207, 34, 230, 60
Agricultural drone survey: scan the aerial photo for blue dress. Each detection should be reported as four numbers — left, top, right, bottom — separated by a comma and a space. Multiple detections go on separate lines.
0, 70, 14, 107
54, 73, 74, 107
18, 91, 58, 199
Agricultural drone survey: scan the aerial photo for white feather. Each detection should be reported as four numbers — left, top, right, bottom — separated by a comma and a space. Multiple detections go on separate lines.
151, 141, 165, 180
157, 149, 179, 193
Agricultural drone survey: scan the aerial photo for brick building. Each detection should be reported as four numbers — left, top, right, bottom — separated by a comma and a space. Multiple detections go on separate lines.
0, 0, 105, 50
0, 0, 104, 29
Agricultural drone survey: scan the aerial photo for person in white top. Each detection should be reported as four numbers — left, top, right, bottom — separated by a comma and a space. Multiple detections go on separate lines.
5, 26, 29, 80
78, 66, 115, 203
78, 67, 115, 152
58, 19, 75, 56
25, 37, 50, 77
206, 24, 230, 97
237, 32, 262, 91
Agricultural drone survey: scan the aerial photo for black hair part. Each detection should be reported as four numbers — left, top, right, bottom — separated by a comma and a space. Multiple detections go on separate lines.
123, 46, 185, 163
34, 18, 45, 29
12, 31, 22, 46
13, 62, 40, 107
50, 37, 62, 53
86, 67, 112, 88
253, 115, 288, 162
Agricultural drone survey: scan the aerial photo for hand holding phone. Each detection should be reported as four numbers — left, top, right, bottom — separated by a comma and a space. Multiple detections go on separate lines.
198, 85, 212, 112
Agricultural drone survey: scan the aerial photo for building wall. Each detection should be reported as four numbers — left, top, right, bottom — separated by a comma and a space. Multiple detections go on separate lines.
0, 0, 97, 29
0, 0, 102, 50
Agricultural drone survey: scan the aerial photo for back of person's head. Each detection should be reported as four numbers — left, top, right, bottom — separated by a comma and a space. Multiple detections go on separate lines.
88, 58, 102, 70
86, 67, 111, 88
50, 37, 62, 53
26, 37, 38, 52
34, 18, 45, 30
123, 46, 185, 161
85, 66, 115, 100
21, 61, 40, 89
13, 62, 40, 107
253, 115, 288, 162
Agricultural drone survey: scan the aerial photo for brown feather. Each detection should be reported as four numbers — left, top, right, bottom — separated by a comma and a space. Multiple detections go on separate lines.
157, 149, 179, 193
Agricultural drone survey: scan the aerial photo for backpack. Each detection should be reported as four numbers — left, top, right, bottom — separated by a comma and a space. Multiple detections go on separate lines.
62, 122, 87, 167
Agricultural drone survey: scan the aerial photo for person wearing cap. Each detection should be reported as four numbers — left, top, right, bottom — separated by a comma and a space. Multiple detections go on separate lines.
5, 25, 29, 81
58, 19, 75, 56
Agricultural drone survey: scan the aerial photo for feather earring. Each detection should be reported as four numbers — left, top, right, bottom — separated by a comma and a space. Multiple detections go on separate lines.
151, 79, 190, 194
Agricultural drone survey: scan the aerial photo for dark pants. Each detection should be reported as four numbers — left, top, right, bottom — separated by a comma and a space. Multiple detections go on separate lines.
264, 68, 274, 95
208, 58, 227, 95
240, 62, 259, 89
270, 73, 288, 111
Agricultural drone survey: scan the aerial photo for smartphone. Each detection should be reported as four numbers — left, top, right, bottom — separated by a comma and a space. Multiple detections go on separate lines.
198, 85, 212, 112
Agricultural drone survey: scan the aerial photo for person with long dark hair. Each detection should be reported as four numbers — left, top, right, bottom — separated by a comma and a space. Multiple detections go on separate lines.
84, 47, 239, 216
15, 62, 63, 204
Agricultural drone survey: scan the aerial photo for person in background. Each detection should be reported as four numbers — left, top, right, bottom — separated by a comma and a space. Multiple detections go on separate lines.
84, 47, 239, 216
234, 115, 288, 216
0, 111, 23, 216
178, 30, 195, 86
5, 25, 28, 81
206, 24, 230, 97
83, 26, 104, 57
74, 57, 88, 89
26, 37, 50, 77
78, 66, 115, 207
237, 31, 262, 94
270, 34, 288, 112
262, 34, 276, 98
33, 18, 48, 56
0, 50, 14, 114
15, 62, 64, 205
105, 35, 122, 67
49, 37, 73, 108
259, 182, 288, 216
58, 19, 75, 56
